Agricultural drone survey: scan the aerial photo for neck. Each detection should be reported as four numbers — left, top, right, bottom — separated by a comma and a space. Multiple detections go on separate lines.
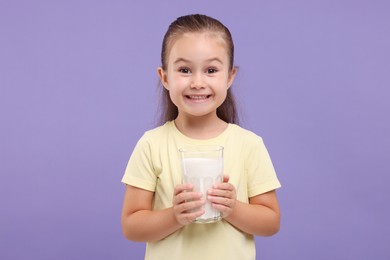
174, 114, 228, 140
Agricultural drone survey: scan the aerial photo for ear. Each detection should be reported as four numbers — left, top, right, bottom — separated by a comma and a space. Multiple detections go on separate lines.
227, 66, 238, 89
157, 67, 169, 90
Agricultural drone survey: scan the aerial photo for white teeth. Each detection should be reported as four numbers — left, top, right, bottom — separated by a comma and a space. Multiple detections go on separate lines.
188, 95, 208, 99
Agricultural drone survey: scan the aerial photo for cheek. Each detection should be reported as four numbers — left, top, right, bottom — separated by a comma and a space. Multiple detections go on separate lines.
215, 76, 231, 89
169, 75, 189, 88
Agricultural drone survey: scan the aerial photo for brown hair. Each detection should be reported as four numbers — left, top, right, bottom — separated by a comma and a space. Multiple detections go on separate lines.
158, 14, 239, 124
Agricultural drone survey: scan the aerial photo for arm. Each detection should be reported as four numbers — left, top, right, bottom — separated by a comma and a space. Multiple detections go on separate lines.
121, 184, 205, 242
226, 190, 280, 236
207, 176, 280, 236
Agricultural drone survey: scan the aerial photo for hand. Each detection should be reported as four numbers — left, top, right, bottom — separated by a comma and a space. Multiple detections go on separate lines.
172, 183, 206, 225
207, 175, 236, 218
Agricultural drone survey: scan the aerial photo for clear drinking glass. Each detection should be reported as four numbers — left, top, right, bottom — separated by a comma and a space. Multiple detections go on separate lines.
179, 145, 224, 224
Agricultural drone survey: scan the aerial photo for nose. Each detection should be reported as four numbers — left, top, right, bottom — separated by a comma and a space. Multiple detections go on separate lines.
190, 72, 205, 89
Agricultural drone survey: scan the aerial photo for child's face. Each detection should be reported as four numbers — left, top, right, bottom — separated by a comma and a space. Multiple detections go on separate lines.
158, 32, 236, 120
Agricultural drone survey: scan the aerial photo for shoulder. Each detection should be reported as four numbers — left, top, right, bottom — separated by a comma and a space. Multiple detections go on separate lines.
129, 122, 172, 159
229, 124, 264, 144
224, 124, 269, 158
135, 121, 174, 151
140, 121, 172, 141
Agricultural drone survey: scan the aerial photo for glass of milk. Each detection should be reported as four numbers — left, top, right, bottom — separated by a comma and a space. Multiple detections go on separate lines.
179, 145, 224, 224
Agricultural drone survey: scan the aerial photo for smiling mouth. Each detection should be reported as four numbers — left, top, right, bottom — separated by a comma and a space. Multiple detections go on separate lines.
185, 95, 211, 100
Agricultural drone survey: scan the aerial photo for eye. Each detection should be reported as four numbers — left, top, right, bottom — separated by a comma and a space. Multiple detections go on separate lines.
179, 67, 191, 74
206, 68, 218, 74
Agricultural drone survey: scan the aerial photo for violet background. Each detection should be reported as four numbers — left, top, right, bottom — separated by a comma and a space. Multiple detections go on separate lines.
1, 0, 389, 259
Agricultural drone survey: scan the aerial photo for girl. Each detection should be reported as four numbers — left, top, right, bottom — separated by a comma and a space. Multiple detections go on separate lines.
121, 14, 281, 260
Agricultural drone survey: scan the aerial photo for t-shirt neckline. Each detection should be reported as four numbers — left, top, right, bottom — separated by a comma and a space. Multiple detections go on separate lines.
168, 120, 233, 144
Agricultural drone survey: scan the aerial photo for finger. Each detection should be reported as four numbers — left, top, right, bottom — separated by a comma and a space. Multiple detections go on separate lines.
208, 189, 233, 200
210, 202, 232, 214
175, 199, 205, 213
207, 195, 231, 206
178, 209, 205, 224
174, 183, 193, 196
210, 183, 234, 194
173, 191, 203, 205
223, 175, 230, 183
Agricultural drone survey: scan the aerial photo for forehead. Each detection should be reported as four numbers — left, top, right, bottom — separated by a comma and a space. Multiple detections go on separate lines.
166, 32, 229, 62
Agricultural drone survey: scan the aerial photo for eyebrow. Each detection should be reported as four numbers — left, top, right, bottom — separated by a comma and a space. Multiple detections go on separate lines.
173, 57, 224, 65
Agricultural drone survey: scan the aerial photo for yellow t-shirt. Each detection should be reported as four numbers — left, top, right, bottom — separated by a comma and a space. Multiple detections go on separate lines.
122, 121, 281, 260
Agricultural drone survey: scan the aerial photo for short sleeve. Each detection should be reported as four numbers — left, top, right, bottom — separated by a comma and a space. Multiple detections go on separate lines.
246, 137, 281, 197
121, 134, 157, 191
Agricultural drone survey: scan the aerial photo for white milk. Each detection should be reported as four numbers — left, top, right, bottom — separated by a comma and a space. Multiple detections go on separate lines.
182, 157, 223, 222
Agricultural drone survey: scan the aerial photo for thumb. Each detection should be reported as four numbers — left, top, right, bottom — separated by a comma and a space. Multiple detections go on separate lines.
223, 174, 230, 183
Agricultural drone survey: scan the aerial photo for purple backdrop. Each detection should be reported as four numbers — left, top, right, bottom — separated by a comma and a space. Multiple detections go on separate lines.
1, 1, 389, 259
